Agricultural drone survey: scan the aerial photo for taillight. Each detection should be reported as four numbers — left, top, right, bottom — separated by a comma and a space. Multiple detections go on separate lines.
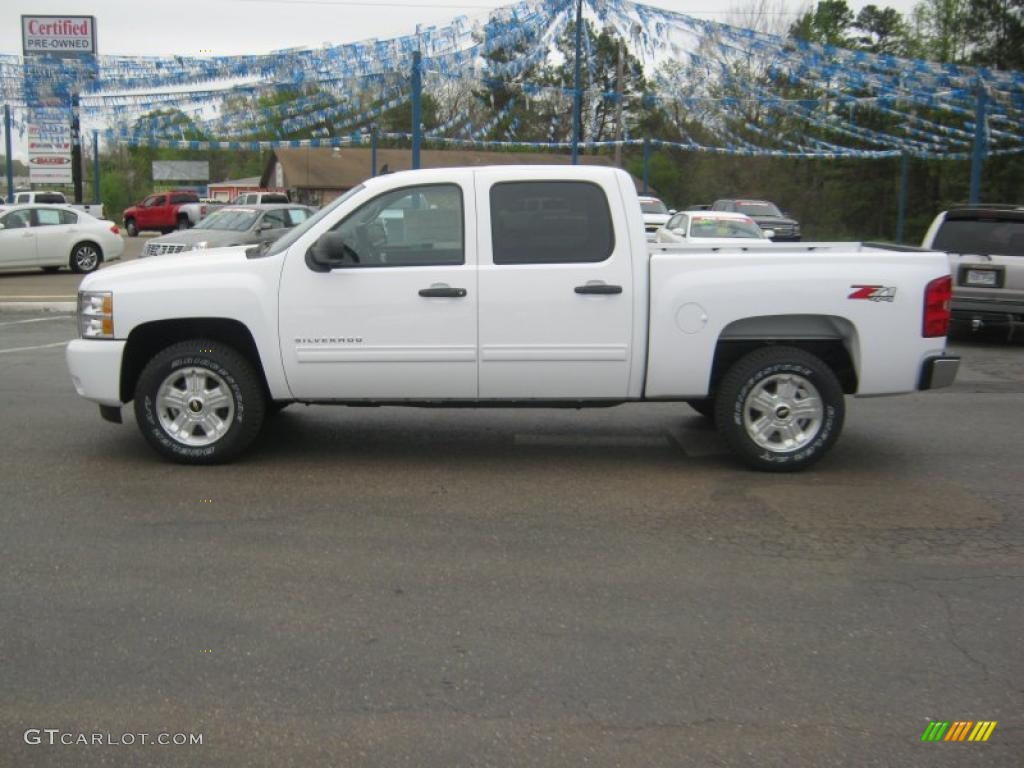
110, 224, 120, 235
923, 275, 952, 337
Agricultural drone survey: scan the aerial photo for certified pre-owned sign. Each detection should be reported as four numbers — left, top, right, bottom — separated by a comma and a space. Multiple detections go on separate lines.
22, 16, 97, 56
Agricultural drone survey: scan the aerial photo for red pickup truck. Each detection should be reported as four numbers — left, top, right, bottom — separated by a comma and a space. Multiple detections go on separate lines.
122, 191, 212, 236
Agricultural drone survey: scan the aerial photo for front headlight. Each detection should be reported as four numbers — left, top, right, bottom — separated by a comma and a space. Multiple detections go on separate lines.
78, 291, 114, 339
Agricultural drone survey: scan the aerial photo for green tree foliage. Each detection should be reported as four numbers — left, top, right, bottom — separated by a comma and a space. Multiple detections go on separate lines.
789, 0, 857, 46
966, 0, 1024, 68
854, 5, 910, 54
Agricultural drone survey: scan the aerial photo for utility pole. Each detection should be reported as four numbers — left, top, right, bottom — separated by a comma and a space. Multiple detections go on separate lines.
411, 51, 422, 170
896, 151, 908, 244
614, 40, 624, 167
571, 0, 583, 164
71, 92, 83, 204
642, 138, 650, 194
4, 105, 13, 203
370, 123, 378, 177
968, 81, 987, 205
92, 130, 100, 203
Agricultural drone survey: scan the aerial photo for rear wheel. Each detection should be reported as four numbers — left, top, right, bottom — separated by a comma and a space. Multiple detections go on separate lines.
70, 242, 102, 273
714, 346, 844, 472
134, 340, 266, 464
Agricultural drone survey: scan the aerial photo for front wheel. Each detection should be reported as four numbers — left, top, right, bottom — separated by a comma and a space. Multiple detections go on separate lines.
133, 340, 266, 464
714, 346, 844, 472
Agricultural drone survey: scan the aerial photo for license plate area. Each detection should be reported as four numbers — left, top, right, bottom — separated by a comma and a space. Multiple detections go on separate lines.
958, 265, 1004, 288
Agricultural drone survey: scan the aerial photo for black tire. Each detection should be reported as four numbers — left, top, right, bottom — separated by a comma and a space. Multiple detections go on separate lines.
714, 346, 844, 472
685, 398, 716, 420
133, 339, 266, 464
266, 401, 292, 416
176, 216, 190, 231
125, 218, 138, 237
69, 242, 102, 273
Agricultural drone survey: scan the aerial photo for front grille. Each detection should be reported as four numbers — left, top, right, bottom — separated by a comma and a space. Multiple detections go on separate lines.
143, 242, 189, 257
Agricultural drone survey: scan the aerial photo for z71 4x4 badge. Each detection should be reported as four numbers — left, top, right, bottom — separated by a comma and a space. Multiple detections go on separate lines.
848, 285, 897, 302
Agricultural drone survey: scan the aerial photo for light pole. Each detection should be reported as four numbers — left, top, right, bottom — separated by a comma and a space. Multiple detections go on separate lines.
571, 0, 583, 164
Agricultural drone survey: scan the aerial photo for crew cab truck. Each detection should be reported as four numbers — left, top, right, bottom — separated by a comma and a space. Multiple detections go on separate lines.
122, 191, 210, 236
67, 166, 959, 471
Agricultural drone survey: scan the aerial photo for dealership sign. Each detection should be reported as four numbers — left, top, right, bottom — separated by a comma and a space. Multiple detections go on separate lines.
28, 123, 74, 184
22, 16, 97, 57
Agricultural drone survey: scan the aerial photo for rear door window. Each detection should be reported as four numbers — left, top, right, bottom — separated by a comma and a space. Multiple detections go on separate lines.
261, 209, 289, 229
489, 181, 614, 264
34, 208, 63, 226
934, 218, 1024, 257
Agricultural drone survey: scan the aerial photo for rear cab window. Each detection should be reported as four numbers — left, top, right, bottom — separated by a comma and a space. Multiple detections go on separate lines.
934, 216, 1024, 257
489, 181, 614, 264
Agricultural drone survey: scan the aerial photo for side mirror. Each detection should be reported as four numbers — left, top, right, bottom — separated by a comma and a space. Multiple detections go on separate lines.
669, 209, 677, 215
763, 229, 776, 239
259, 220, 273, 231
0, 223, 5, 231
306, 231, 353, 272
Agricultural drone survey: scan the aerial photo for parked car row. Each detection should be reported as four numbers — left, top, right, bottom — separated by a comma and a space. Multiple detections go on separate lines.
640, 196, 801, 242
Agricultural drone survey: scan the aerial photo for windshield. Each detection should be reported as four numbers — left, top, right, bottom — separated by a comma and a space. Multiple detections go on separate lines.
265, 185, 365, 257
735, 201, 782, 217
640, 200, 669, 215
195, 209, 259, 231
933, 218, 1024, 257
688, 217, 764, 240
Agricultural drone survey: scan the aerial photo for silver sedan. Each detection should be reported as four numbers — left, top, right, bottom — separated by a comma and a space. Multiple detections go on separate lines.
141, 204, 314, 257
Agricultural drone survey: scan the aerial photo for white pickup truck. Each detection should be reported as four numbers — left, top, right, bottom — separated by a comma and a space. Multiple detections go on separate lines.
66, 166, 959, 471
13, 190, 104, 220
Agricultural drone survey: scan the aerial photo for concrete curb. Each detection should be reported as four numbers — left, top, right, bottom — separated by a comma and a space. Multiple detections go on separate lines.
0, 301, 76, 313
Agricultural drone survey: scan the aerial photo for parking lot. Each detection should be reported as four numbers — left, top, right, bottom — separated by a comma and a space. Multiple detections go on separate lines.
1, 282, 1023, 765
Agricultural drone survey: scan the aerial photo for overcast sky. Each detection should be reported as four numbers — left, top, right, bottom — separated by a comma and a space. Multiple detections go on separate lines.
4, 0, 922, 57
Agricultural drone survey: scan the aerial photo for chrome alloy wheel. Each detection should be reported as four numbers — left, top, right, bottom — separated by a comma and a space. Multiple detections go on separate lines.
73, 244, 100, 272
741, 372, 824, 452
156, 367, 235, 447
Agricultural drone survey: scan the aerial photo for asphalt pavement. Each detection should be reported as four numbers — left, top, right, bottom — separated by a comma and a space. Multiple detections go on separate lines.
0, 313, 1022, 767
